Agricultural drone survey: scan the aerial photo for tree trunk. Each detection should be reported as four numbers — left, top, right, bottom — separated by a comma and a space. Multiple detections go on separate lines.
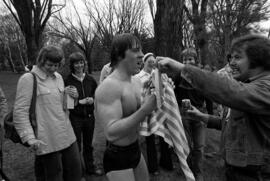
154, 0, 184, 78
18, 45, 26, 68
5, 44, 16, 72
193, 19, 208, 65
154, 0, 184, 60
25, 35, 39, 65
223, 1, 232, 64
85, 50, 92, 74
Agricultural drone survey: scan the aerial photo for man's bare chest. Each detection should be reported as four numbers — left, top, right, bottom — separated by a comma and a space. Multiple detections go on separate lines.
121, 84, 141, 117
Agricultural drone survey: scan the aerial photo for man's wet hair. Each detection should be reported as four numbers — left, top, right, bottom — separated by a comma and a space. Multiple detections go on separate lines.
231, 34, 270, 70
110, 33, 142, 68
69, 52, 86, 73
36, 45, 64, 67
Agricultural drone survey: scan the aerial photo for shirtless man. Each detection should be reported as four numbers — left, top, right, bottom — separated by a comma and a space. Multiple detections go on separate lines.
95, 33, 156, 181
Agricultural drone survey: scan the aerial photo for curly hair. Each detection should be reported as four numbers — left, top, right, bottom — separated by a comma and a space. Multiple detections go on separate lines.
231, 34, 270, 70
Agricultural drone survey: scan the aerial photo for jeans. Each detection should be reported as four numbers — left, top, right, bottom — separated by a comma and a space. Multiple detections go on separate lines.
35, 142, 82, 181
225, 164, 270, 181
146, 135, 173, 172
70, 114, 95, 173
183, 117, 206, 177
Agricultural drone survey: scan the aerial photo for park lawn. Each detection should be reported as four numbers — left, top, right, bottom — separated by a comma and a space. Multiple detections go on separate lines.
0, 71, 224, 181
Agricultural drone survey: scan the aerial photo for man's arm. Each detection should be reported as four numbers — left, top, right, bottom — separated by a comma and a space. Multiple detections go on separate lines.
187, 105, 222, 130
182, 65, 270, 115
158, 57, 270, 115
95, 80, 156, 142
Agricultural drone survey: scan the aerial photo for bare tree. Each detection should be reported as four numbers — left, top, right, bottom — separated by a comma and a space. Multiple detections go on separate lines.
184, 0, 209, 65
147, 0, 156, 23
84, 0, 148, 52
49, 1, 96, 73
3, 0, 65, 65
0, 13, 26, 72
209, 0, 270, 65
182, 13, 195, 49
154, 0, 184, 63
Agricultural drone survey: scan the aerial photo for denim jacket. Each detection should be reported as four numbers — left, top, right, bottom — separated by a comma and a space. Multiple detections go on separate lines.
182, 65, 270, 167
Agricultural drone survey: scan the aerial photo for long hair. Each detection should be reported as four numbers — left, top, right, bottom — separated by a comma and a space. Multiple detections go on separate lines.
231, 34, 270, 70
36, 45, 64, 67
110, 33, 141, 68
69, 52, 86, 73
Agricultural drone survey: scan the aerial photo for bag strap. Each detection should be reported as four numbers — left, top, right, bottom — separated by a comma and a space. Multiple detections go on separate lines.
29, 72, 37, 136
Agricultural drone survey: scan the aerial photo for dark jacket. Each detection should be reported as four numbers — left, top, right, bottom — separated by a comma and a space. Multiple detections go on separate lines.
174, 73, 205, 109
182, 65, 270, 167
65, 74, 97, 118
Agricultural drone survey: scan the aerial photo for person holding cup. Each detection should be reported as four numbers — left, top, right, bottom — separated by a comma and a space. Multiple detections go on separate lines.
64, 52, 101, 176
173, 48, 207, 181
13, 45, 82, 181
135, 53, 173, 175
157, 34, 270, 181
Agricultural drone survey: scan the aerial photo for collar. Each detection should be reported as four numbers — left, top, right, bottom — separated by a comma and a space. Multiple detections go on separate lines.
72, 73, 85, 82
245, 70, 270, 83
141, 69, 153, 75
31, 65, 57, 80
142, 69, 150, 75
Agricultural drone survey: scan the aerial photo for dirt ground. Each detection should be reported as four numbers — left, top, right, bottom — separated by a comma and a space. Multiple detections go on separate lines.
0, 71, 225, 181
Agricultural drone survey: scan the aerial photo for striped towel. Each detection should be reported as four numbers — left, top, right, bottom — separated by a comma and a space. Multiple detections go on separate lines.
140, 74, 195, 181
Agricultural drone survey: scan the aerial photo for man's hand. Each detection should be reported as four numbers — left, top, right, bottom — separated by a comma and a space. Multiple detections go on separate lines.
166, 77, 175, 89
186, 106, 208, 124
65, 86, 78, 99
27, 138, 47, 151
79, 97, 94, 105
141, 94, 157, 115
86, 97, 94, 105
156, 56, 184, 72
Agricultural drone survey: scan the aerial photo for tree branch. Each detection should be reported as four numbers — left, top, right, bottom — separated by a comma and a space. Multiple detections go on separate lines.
2, 0, 22, 30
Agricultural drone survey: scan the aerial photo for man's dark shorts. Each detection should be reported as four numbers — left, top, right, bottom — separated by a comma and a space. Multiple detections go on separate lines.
103, 140, 141, 174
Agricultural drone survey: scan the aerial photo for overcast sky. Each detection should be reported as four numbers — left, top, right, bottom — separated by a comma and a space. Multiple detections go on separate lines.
0, 0, 269, 34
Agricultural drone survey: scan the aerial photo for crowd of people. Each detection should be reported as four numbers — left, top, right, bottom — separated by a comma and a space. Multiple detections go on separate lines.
0, 32, 270, 181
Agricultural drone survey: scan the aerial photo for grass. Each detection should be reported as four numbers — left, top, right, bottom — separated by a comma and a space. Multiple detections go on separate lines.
0, 71, 225, 181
